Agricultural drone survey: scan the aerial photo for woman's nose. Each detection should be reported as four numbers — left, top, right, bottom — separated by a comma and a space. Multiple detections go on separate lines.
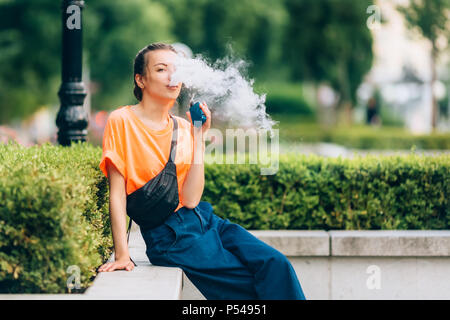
167, 65, 177, 84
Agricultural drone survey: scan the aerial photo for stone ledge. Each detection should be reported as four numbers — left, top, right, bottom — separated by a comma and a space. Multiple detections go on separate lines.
84, 264, 183, 299
329, 230, 450, 257
249, 230, 330, 256
249, 230, 450, 257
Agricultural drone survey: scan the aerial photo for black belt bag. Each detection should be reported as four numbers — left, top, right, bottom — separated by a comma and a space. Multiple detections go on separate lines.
125, 114, 180, 258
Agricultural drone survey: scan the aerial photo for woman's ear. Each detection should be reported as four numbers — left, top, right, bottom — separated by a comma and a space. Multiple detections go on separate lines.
135, 74, 145, 89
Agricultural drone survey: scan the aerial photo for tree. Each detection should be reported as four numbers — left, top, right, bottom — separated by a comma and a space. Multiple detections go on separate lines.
397, 0, 450, 132
283, 0, 374, 126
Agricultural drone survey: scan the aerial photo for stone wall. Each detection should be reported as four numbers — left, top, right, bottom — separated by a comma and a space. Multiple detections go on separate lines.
250, 230, 450, 300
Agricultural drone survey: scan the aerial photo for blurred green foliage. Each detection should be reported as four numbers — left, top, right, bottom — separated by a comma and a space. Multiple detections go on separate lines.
0, 0, 376, 124
283, 0, 374, 109
155, 0, 288, 80
254, 82, 315, 116
84, 0, 174, 110
273, 114, 450, 150
0, 0, 62, 123
0, 0, 174, 123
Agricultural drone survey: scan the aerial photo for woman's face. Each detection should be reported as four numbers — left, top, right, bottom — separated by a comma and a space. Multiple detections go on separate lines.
137, 49, 182, 101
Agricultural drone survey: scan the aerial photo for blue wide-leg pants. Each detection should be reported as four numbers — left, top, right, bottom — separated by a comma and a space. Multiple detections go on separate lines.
140, 201, 306, 300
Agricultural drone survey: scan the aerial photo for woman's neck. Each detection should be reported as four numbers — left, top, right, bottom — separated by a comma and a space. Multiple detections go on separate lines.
138, 95, 176, 123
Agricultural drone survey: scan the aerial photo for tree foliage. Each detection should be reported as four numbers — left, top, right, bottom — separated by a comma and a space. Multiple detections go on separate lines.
0, 0, 61, 123
0, 0, 377, 122
84, 0, 174, 110
283, 0, 374, 107
155, 0, 288, 79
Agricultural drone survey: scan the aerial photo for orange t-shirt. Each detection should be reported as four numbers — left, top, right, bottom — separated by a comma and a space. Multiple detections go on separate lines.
99, 105, 194, 212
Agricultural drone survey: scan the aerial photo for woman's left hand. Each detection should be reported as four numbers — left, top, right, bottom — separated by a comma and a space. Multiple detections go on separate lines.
186, 101, 211, 138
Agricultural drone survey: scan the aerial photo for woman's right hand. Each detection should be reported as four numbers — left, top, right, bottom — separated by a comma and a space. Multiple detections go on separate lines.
98, 257, 135, 272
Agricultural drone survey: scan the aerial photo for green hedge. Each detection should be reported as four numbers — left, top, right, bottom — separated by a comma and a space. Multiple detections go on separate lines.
0, 141, 112, 293
203, 152, 449, 230
273, 115, 450, 150
255, 82, 315, 116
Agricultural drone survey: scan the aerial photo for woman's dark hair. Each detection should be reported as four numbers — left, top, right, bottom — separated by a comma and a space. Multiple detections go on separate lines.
133, 42, 178, 101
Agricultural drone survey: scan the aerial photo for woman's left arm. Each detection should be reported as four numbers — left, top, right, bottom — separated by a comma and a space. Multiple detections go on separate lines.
181, 102, 211, 208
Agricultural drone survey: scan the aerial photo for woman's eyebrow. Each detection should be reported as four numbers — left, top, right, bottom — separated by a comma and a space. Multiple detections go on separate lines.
153, 63, 168, 67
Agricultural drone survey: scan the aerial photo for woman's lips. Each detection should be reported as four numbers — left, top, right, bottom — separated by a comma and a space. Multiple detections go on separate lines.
167, 85, 179, 90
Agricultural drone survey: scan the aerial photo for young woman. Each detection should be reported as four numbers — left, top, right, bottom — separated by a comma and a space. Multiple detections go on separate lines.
98, 42, 306, 300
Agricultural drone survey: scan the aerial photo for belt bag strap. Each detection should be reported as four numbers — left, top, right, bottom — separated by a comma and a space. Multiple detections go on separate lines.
124, 114, 179, 267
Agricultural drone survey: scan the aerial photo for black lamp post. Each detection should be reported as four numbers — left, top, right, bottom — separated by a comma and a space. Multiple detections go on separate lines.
56, 0, 88, 146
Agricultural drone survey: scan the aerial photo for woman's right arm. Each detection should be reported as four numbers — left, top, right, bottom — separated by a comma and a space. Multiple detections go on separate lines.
97, 158, 135, 272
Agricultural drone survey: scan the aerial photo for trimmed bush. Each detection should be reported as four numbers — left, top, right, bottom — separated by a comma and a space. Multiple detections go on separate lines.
255, 82, 315, 116
203, 152, 449, 230
0, 141, 112, 293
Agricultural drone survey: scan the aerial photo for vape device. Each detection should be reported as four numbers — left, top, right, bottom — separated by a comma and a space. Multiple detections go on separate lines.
189, 99, 207, 127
